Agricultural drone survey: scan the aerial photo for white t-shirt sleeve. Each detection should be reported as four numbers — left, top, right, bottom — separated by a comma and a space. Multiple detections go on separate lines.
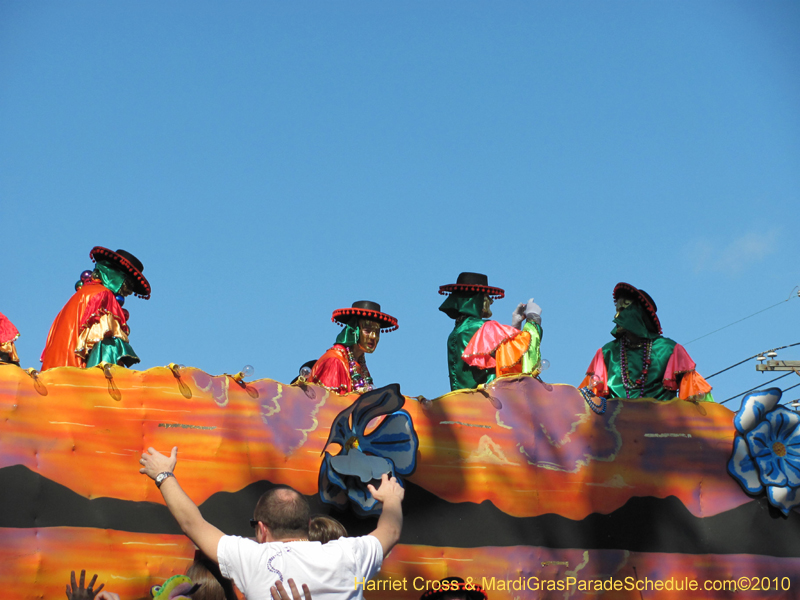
347, 535, 384, 581
217, 534, 260, 588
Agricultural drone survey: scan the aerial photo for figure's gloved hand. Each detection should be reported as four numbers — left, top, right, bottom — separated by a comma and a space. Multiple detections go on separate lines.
511, 303, 526, 330
525, 298, 542, 325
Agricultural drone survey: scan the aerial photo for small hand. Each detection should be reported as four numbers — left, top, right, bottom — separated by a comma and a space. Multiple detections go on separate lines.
525, 298, 542, 323
96, 593, 121, 600
368, 473, 404, 504
65, 570, 104, 600
271, 579, 312, 600
139, 446, 178, 480
511, 303, 526, 329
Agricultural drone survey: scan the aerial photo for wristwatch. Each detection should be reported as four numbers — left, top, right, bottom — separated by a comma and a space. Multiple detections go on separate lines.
155, 471, 175, 488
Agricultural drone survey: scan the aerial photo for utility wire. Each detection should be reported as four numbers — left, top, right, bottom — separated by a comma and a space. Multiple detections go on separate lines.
783, 381, 800, 394
706, 341, 800, 380
686, 286, 798, 346
719, 372, 794, 405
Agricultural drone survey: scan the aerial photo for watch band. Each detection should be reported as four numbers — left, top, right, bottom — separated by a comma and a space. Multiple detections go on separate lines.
155, 471, 175, 488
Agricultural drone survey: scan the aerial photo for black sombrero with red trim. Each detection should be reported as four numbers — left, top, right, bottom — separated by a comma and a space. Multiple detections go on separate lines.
332, 301, 398, 333
90, 247, 151, 299
613, 282, 661, 334
420, 577, 487, 600
438, 272, 504, 299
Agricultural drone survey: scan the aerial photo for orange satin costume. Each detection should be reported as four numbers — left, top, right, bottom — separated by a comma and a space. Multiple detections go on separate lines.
40, 281, 129, 371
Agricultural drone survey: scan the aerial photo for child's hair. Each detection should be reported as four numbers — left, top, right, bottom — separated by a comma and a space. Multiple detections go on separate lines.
186, 556, 238, 600
308, 514, 348, 544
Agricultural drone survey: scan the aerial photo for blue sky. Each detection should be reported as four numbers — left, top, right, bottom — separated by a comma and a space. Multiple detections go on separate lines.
1, 1, 798, 408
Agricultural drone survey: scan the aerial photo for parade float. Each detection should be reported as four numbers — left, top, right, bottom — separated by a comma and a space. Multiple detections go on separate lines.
2, 362, 800, 600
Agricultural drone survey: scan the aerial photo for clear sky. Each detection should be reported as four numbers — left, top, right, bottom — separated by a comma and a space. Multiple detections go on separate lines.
2, 1, 798, 409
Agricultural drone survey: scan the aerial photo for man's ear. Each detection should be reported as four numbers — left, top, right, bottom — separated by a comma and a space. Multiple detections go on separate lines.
258, 521, 271, 542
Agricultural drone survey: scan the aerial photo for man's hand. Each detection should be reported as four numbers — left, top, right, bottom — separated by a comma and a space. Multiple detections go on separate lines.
139, 445, 225, 565
139, 446, 177, 480
65, 570, 104, 600
368, 473, 404, 504
271, 579, 311, 600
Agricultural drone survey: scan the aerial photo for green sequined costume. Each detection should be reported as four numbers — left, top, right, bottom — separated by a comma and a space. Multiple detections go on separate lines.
440, 293, 495, 391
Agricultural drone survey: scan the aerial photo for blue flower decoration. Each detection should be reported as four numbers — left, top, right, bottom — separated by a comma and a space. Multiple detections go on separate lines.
728, 388, 800, 515
318, 384, 418, 516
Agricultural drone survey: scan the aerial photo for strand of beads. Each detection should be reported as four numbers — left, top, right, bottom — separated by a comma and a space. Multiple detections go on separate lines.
74, 270, 94, 291
346, 347, 374, 393
579, 386, 607, 415
620, 336, 653, 398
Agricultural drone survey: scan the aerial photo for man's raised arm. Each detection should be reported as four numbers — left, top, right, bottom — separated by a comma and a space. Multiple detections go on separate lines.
366, 473, 405, 557
139, 446, 224, 563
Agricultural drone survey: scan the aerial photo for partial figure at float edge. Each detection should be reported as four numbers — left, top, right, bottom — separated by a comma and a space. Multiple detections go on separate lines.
309, 301, 398, 394
580, 282, 713, 402
0, 311, 21, 365
40, 247, 151, 371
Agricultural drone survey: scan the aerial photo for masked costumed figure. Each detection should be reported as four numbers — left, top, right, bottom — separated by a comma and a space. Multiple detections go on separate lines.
439, 273, 505, 391
40, 247, 151, 371
0, 312, 20, 365
309, 301, 398, 394
580, 282, 712, 402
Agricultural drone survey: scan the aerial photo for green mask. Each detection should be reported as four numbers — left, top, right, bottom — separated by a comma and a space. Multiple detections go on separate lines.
612, 302, 659, 340
94, 260, 128, 295
439, 292, 484, 320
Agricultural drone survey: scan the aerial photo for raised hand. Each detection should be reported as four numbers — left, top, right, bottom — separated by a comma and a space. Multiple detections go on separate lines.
65, 570, 104, 600
139, 446, 178, 480
368, 473, 404, 504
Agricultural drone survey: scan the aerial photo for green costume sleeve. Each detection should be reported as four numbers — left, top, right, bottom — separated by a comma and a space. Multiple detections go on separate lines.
521, 321, 543, 375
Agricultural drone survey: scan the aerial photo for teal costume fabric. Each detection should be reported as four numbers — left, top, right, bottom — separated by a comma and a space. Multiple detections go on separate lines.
446, 316, 496, 391
94, 260, 128, 295
440, 292, 495, 391
86, 336, 140, 368
601, 336, 677, 401
603, 302, 675, 400
89, 260, 139, 368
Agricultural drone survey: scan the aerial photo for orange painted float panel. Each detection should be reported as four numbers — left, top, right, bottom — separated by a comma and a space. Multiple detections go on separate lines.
0, 366, 743, 519
1, 364, 795, 600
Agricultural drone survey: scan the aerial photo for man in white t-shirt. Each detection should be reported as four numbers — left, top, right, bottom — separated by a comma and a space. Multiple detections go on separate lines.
139, 446, 404, 600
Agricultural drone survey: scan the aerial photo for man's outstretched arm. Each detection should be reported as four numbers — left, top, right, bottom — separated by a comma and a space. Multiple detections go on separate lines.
366, 473, 405, 557
139, 446, 224, 563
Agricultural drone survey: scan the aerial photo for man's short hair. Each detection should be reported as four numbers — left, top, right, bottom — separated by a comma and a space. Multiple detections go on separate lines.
253, 485, 310, 539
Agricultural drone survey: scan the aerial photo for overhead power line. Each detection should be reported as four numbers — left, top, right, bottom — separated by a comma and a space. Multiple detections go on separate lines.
783, 381, 800, 395
706, 342, 800, 380
719, 372, 794, 405
686, 286, 798, 345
